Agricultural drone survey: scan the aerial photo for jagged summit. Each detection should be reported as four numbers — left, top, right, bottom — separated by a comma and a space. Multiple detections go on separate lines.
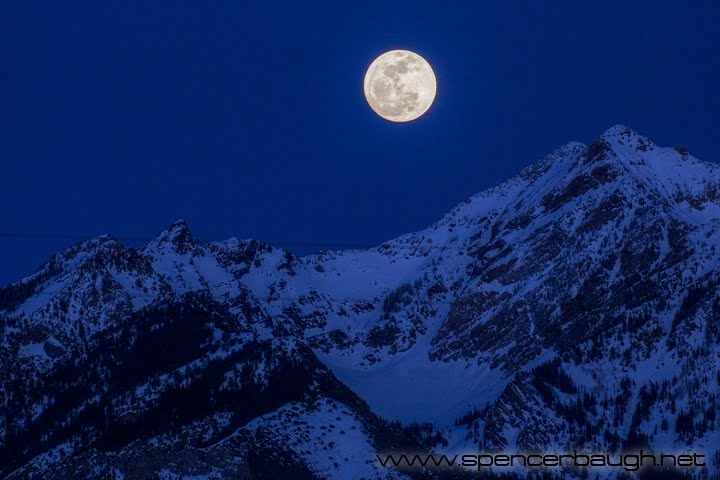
600, 123, 641, 138
598, 124, 660, 151
143, 219, 200, 254
165, 218, 190, 232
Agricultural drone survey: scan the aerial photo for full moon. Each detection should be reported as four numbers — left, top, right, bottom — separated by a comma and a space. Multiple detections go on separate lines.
364, 50, 437, 122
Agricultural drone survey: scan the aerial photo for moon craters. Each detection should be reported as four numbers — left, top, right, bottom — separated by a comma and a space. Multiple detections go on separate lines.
364, 50, 437, 122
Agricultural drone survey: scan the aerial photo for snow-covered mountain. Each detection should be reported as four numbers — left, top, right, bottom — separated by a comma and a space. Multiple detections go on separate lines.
2, 125, 720, 479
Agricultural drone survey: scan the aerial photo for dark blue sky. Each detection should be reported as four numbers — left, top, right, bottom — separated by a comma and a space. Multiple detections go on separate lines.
1, 1, 719, 286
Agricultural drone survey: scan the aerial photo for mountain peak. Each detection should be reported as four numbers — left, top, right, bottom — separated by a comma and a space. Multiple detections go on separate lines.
598, 124, 657, 154
168, 219, 189, 231
600, 123, 637, 138
143, 219, 200, 256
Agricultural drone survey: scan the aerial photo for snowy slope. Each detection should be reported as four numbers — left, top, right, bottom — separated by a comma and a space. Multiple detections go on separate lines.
2, 125, 720, 479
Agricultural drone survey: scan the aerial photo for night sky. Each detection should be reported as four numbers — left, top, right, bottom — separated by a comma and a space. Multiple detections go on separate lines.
1, 1, 719, 286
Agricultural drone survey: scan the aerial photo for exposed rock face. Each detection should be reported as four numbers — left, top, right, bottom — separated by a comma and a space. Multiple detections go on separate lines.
2, 126, 720, 479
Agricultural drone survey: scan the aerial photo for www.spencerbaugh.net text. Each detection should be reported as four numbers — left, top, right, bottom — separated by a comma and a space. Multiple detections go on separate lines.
377, 450, 706, 472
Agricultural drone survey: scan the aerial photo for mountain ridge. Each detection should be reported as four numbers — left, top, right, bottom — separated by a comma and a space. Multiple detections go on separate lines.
2, 125, 720, 479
